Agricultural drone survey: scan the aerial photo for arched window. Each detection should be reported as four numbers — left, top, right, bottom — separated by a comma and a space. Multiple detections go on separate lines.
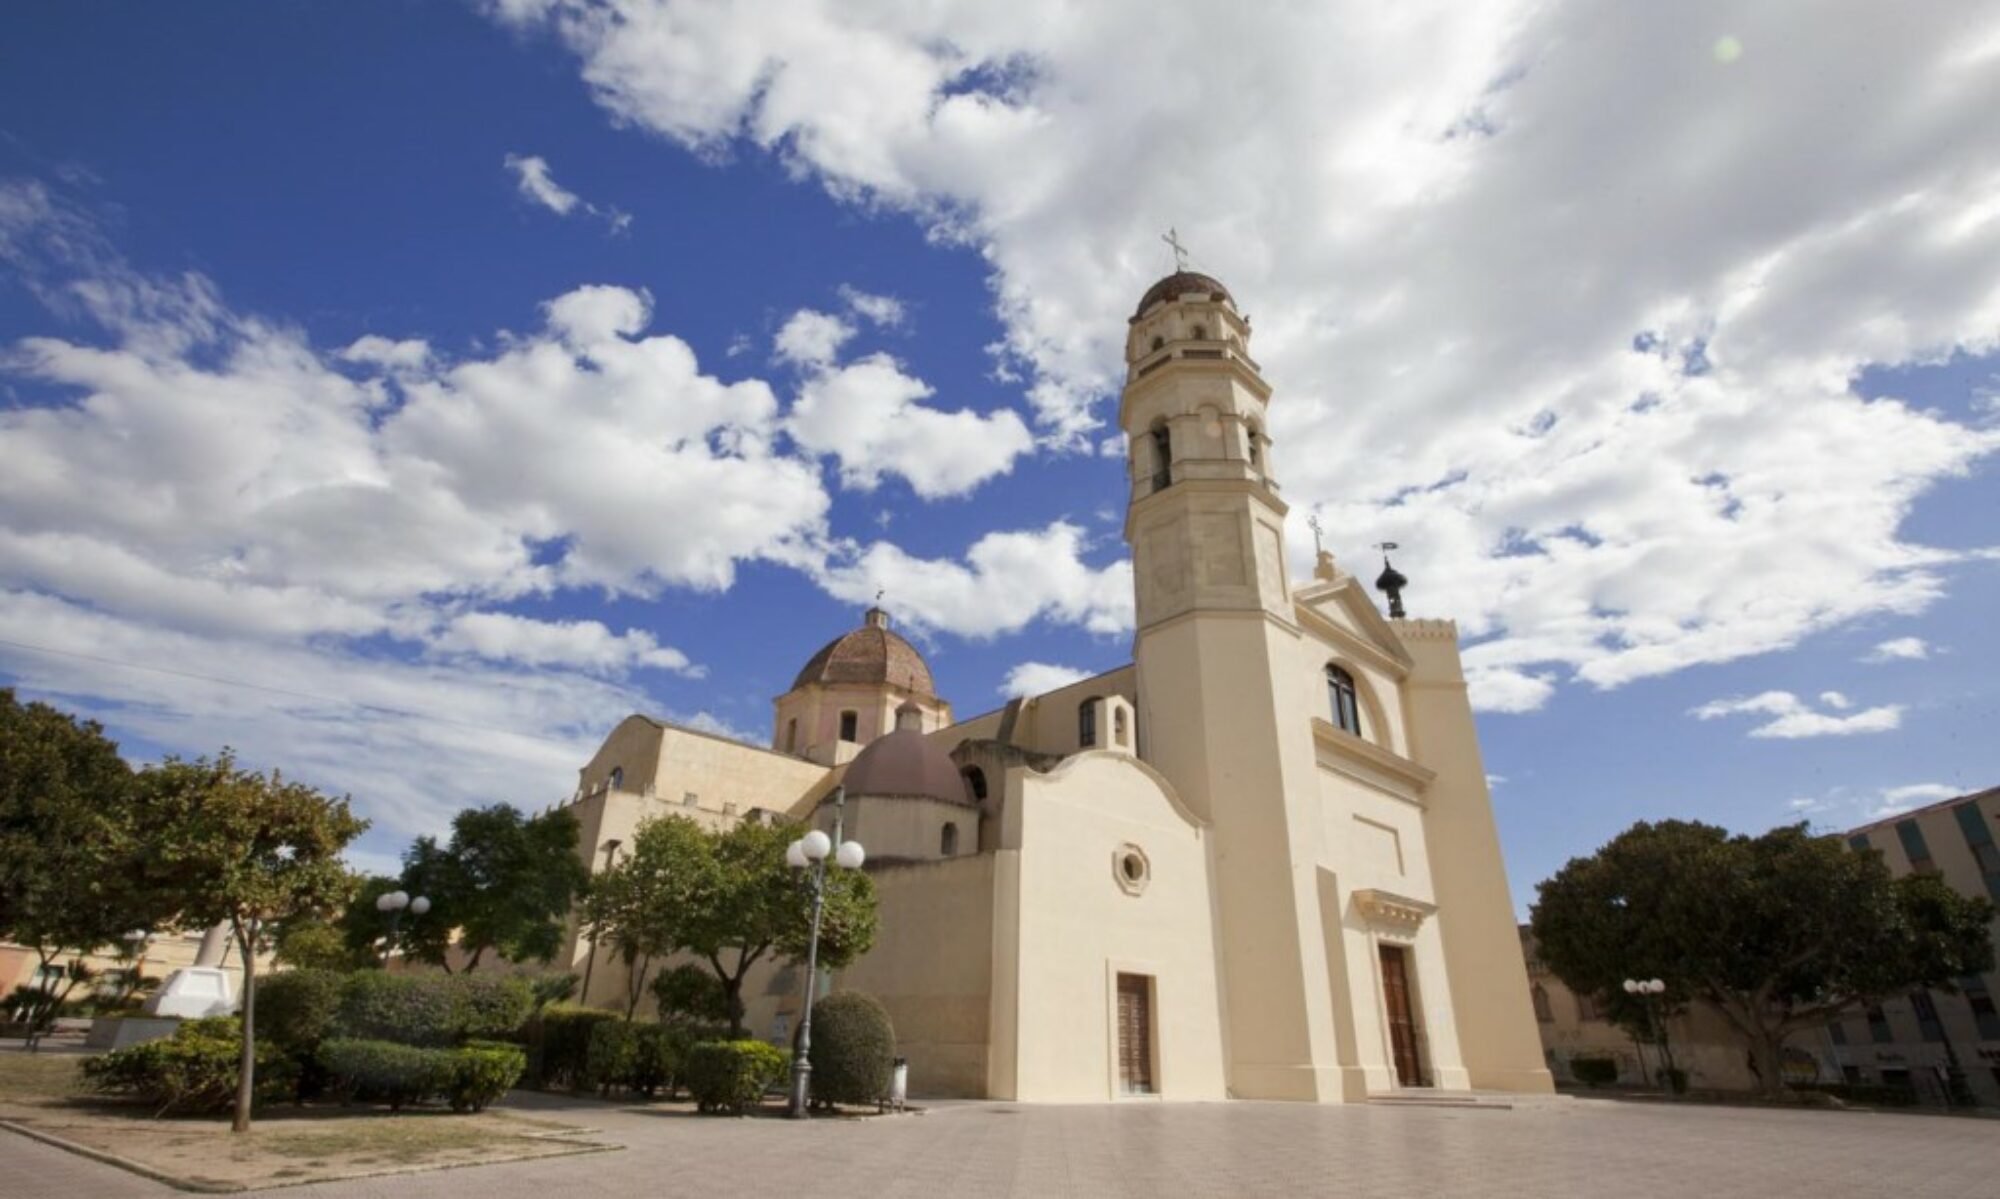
962, 766, 988, 801
1078, 699, 1098, 748
608, 766, 624, 790
1576, 992, 1599, 1022
1150, 335, 1165, 352
1150, 424, 1172, 490
785, 718, 798, 753
1191, 324, 1207, 340
940, 822, 958, 857
1532, 984, 1554, 1023
1326, 665, 1362, 736
1113, 706, 1129, 748
839, 710, 859, 742
1246, 422, 1263, 472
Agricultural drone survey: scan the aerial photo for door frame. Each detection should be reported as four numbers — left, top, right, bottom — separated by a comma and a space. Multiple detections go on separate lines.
1370, 937, 1429, 1088
1104, 960, 1162, 1100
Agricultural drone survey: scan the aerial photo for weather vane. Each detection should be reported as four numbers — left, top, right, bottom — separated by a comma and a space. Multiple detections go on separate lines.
1162, 227, 1190, 272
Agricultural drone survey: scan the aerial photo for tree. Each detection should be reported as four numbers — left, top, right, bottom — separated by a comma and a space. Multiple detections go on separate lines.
1531, 820, 1994, 1096
681, 819, 877, 1039
584, 815, 708, 1018
333, 874, 404, 965
140, 752, 367, 1132
397, 804, 590, 972
0, 690, 166, 1046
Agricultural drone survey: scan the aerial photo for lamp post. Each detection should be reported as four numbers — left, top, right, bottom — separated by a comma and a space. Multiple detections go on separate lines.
1622, 978, 1674, 1092
786, 787, 865, 1119
375, 890, 430, 967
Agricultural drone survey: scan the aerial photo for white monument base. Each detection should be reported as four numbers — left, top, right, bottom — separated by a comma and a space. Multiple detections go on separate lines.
143, 967, 237, 1019
85, 1016, 184, 1050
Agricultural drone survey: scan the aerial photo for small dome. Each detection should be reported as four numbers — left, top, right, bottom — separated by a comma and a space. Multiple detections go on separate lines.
1134, 271, 1234, 318
842, 729, 972, 806
791, 607, 936, 696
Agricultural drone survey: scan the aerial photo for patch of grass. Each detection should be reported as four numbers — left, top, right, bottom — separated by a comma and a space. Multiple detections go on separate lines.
262, 1121, 517, 1166
0, 1051, 85, 1100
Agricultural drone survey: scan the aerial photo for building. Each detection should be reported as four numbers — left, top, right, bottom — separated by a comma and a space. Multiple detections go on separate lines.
560, 270, 1554, 1103
1520, 786, 2000, 1106
1826, 787, 2000, 1105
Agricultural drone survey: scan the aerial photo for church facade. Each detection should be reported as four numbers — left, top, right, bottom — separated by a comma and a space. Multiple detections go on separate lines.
559, 271, 1554, 1102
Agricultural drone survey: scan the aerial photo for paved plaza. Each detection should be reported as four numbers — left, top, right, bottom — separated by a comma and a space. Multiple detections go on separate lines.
5, 1092, 1996, 1199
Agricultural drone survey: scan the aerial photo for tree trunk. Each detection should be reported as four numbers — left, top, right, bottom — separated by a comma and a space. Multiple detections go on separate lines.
1747, 1026, 1788, 1098
232, 921, 257, 1134
722, 974, 746, 1039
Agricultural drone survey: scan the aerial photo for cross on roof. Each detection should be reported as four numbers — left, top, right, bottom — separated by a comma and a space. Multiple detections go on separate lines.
1307, 514, 1325, 557
1162, 227, 1190, 272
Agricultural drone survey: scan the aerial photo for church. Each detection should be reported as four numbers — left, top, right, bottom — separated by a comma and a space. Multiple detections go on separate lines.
559, 270, 1555, 1103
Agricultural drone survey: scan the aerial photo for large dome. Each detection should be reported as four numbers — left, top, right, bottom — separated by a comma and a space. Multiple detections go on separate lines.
1133, 270, 1234, 318
841, 728, 972, 806
790, 607, 936, 695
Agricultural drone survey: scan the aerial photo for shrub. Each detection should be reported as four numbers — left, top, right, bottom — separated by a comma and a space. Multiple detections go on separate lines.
336, 973, 459, 1047
83, 1017, 292, 1117
651, 964, 729, 1026
320, 1038, 455, 1110
1657, 1066, 1689, 1094
259, 969, 345, 1057
584, 1021, 683, 1098
528, 1005, 623, 1090
806, 991, 895, 1108
587, 1020, 639, 1094
1569, 1056, 1620, 1087
685, 1039, 787, 1114
454, 975, 534, 1041
449, 1041, 527, 1112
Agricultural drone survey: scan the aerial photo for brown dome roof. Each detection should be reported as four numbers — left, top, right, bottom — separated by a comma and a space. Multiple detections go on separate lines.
1134, 271, 1233, 318
842, 729, 972, 806
791, 608, 936, 695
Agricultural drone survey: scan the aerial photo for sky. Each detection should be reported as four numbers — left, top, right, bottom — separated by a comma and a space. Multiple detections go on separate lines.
1, 2, 1996, 909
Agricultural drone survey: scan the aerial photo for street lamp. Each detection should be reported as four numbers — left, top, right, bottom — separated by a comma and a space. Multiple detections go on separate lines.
1622, 978, 1675, 1092
785, 787, 865, 1119
375, 890, 430, 967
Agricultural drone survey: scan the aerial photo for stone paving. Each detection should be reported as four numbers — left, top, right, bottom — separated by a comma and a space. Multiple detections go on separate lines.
5, 1091, 1997, 1199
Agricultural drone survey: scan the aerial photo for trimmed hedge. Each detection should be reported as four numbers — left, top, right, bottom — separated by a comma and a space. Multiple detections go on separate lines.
528, 1005, 623, 1090
320, 1038, 525, 1111
333, 972, 533, 1048
807, 992, 895, 1108
259, 969, 344, 1057
586, 1020, 688, 1098
1569, 1056, 1620, 1087
685, 1039, 788, 1114
83, 1017, 292, 1117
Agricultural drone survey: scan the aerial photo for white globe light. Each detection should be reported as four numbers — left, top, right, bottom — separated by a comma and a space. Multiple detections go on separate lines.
409, 896, 431, 916
802, 830, 832, 861
377, 890, 407, 913
786, 840, 809, 869
836, 841, 866, 870
1648, 979, 1666, 994
1622, 979, 1638, 994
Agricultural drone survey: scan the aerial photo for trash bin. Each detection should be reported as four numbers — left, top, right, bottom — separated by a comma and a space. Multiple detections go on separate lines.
890, 1057, 909, 1111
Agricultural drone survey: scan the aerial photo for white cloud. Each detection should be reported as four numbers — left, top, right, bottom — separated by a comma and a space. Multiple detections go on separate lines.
430, 612, 702, 677
1880, 782, 1959, 806
773, 309, 855, 368
1819, 690, 1850, 710
339, 335, 432, 371
503, 152, 631, 231
839, 285, 907, 328
788, 352, 1033, 498
1691, 690, 1902, 739
998, 661, 1091, 698
493, 0, 2000, 711
815, 521, 1131, 639
1864, 636, 1931, 662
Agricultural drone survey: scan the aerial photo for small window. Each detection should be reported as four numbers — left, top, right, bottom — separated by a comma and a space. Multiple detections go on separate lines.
941, 822, 958, 857
962, 767, 988, 801
785, 718, 797, 752
1191, 324, 1207, 340
1866, 1004, 1892, 1043
1576, 992, 1598, 1022
608, 766, 624, 790
1326, 665, 1362, 736
1246, 423, 1262, 471
1150, 424, 1172, 490
839, 710, 859, 742
1079, 699, 1097, 748
1150, 335, 1164, 352
1532, 984, 1553, 1023
683, 791, 698, 807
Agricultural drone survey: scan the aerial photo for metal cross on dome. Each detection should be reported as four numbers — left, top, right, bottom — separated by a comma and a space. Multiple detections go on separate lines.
1162, 227, 1190, 272
1307, 514, 1325, 557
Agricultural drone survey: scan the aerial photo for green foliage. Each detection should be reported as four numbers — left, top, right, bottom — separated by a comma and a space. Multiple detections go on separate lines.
0, 691, 171, 1044
585, 1020, 685, 1098
1569, 1056, 1619, 1087
319, 1038, 455, 1110
257, 969, 345, 1058
396, 804, 591, 972
446, 1041, 527, 1112
527, 1005, 624, 1090
334, 875, 404, 966
526, 972, 578, 1013
1531, 819, 1996, 1094
271, 910, 374, 972
806, 991, 896, 1108
332, 971, 533, 1047
585, 1019, 639, 1092
651, 963, 729, 1026
590, 815, 879, 1035
83, 1017, 292, 1117
684, 1039, 787, 1114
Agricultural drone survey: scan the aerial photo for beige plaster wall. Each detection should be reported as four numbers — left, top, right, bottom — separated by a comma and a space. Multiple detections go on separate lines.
808, 794, 978, 864
1001, 751, 1227, 1101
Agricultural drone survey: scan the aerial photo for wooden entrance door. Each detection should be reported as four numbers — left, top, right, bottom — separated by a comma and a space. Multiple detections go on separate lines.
1116, 973, 1155, 1095
1379, 944, 1423, 1087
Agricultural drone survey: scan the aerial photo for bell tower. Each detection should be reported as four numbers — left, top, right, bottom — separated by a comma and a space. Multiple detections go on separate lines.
1123, 269, 1348, 1102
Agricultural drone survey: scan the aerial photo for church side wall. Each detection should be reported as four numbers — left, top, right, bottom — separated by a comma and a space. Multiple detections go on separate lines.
1009, 753, 1226, 1101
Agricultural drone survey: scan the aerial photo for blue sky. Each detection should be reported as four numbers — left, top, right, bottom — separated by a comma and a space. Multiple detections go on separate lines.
2, 2, 1996, 910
